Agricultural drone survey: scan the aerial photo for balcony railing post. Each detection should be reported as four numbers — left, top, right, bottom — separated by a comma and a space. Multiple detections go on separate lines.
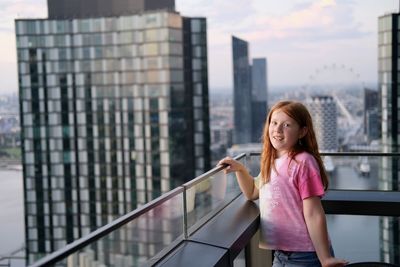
245, 152, 250, 170
182, 185, 188, 239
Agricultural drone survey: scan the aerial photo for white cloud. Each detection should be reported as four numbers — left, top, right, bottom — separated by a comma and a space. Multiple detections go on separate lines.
244, 0, 369, 44
178, 0, 256, 45
180, 0, 369, 49
0, 0, 47, 32
186, 0, 376, 88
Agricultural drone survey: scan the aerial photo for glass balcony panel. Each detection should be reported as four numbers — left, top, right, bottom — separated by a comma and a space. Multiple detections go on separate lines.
327, 215, 399, 264
184, 157, 244, 236
325, 155, 400, 191
49, 192, 184, 267
247, 153, 261, 177
25, 153, 400, 266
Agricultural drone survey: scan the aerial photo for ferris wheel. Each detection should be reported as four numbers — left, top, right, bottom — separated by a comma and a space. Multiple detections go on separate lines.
303, 63, 366, 144
304, 63, 365, 93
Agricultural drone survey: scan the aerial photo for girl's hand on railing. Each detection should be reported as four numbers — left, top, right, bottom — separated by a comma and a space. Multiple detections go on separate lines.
218, 157, 246, 174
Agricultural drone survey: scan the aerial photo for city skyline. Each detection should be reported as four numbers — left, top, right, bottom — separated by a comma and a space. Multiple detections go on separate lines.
0, 0, 399, 95
1, 1, 400, 264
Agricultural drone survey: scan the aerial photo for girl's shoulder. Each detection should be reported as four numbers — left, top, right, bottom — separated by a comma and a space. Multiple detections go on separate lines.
293, 151, 312, 160
293, 151, 318, 166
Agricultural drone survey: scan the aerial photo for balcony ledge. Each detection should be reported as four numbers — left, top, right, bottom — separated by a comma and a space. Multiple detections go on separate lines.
154, 194, 260, 266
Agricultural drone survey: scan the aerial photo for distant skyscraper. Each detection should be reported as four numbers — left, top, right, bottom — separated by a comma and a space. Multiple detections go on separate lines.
232, 36, 267, 144
365, 108, 380, 141
378, 13, 400, 264
251, 58, 268, 142
307, 96, 338, 152
364, 88, 380, 141
232, 36, 252, 144
15, 0, 210, 263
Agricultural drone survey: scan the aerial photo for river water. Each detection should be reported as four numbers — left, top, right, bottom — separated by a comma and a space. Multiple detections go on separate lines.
0, 168, 25, 266
0, 159, 385, 265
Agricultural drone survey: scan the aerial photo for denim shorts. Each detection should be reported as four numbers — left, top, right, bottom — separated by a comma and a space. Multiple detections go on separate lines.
272, 247, 335, 267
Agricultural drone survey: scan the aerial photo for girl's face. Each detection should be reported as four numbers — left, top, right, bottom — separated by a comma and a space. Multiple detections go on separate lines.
268, 109, 306, 157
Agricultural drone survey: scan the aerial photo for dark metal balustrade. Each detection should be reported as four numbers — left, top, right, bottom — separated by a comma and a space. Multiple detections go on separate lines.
28, 152, 400, 267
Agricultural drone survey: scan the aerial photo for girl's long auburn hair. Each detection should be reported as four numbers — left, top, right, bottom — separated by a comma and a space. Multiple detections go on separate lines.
260, 101, 329, 190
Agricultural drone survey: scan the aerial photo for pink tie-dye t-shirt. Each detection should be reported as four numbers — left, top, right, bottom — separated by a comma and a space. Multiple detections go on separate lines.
255, 152, 326, 251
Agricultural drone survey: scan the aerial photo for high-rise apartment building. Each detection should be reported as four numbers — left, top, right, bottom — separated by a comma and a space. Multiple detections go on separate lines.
15, 0, 210, 263
232, 36, 267, 144
378, 13, 400, 264
307, 95, 338, 152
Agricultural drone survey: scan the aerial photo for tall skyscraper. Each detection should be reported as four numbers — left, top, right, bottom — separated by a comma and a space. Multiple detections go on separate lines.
232, 36, 267, 144
232, 36, 252, 144
251, 58, 268, 142
378, 13, 399, 264
307, 95, 338, 152
15, 0, 210, 263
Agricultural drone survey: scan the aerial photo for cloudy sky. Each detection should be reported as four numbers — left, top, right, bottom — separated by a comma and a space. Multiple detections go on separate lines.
0, 0, 398, 94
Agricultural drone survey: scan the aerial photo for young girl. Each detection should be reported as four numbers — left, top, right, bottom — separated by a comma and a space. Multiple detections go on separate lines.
219, 101, 348, 267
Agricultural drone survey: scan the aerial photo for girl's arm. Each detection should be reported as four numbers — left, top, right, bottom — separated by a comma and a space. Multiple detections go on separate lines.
218, 157, 259, 200
303, 197, 348, 267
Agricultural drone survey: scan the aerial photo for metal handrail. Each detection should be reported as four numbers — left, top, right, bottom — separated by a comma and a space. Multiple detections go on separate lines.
183, 153, 246, 188
29, 154, 245, 267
